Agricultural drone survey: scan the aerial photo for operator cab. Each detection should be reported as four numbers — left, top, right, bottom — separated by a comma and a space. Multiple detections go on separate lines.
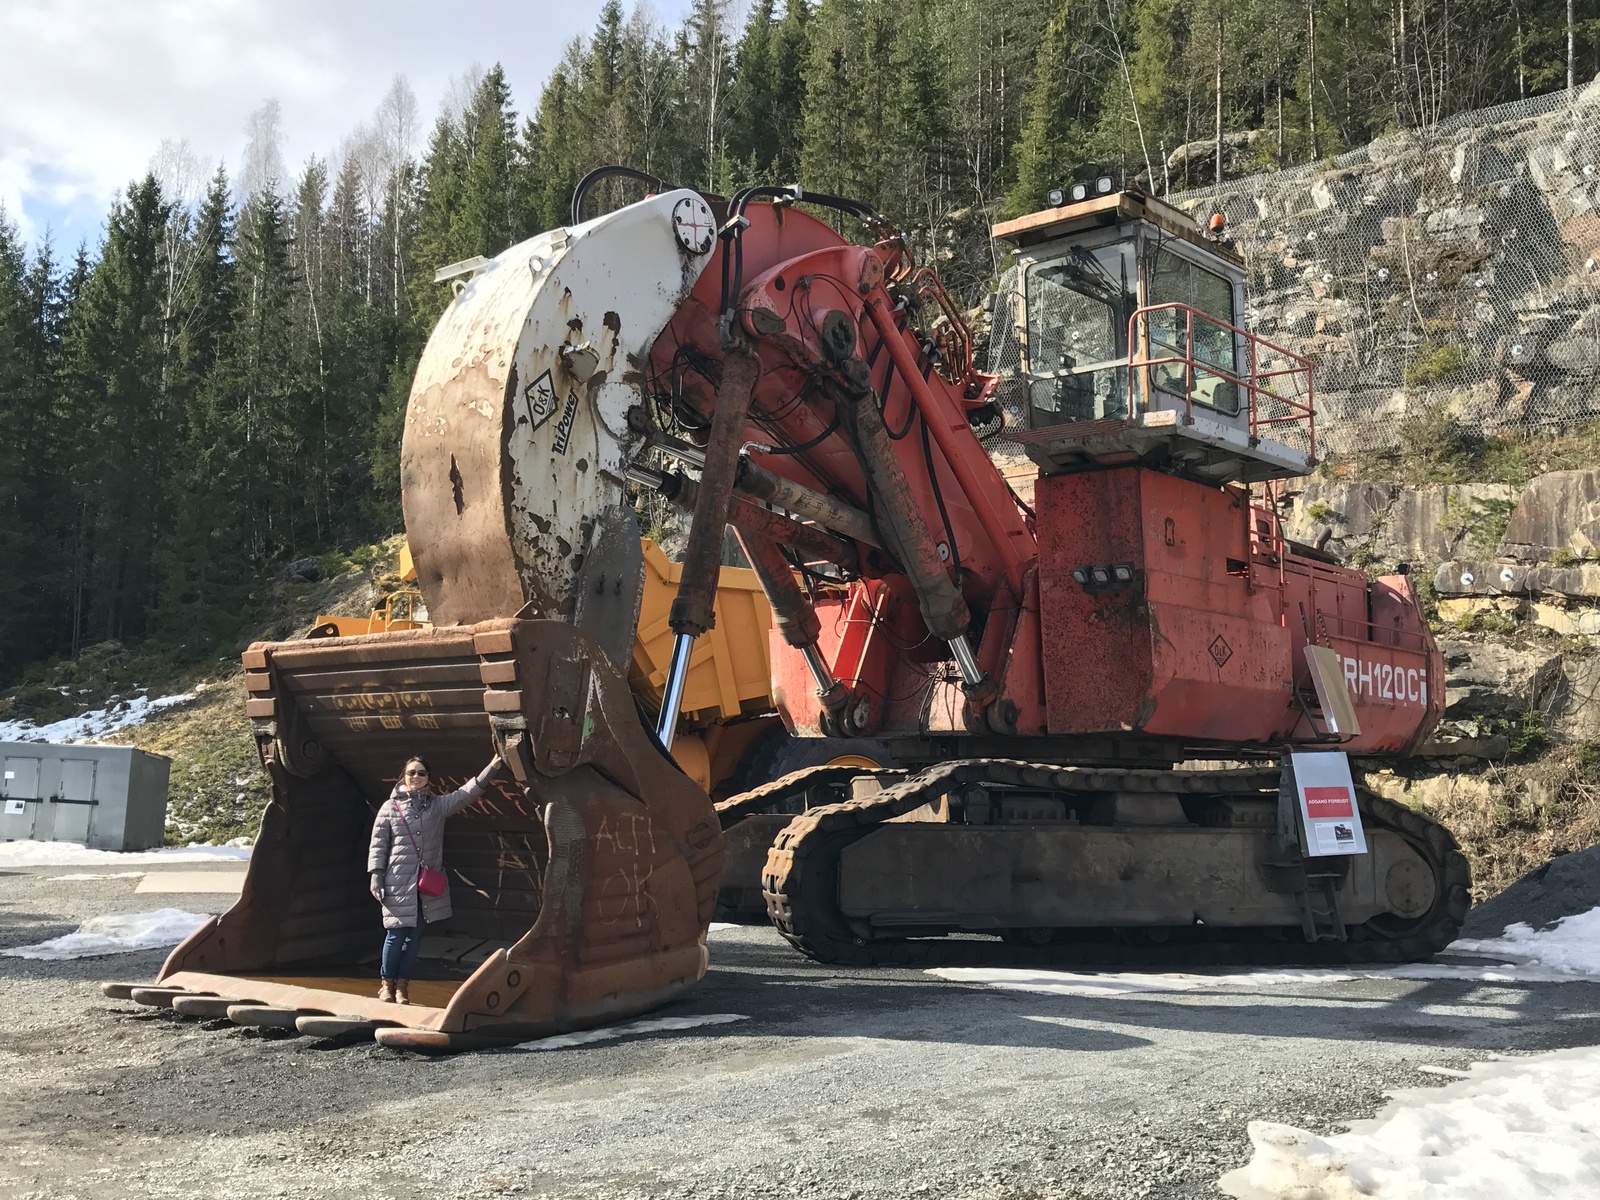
992, 187, 1314, 484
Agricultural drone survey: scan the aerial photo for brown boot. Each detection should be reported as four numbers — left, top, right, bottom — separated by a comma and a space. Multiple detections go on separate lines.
394, 981, 411, 1006
378, 979, 394, 1003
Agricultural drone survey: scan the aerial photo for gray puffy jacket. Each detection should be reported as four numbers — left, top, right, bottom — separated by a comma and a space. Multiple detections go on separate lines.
367, 763, 496, 929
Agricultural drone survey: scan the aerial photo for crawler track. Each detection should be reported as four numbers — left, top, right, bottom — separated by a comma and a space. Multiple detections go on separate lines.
759, 759, 1471, 968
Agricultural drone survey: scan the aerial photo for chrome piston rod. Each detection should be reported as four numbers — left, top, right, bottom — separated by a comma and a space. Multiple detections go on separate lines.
656, 632, 696, 751
949, 635, 986, 690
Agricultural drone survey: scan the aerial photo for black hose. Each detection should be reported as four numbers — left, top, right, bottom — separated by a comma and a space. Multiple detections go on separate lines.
921, 412, 961, 583
760, 415, 840, 456
571, 165, 674, 226
716, 184, 889, 330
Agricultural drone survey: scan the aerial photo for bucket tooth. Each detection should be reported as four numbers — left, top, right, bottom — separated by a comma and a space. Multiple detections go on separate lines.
296, 1015, 386, 1039
132, 618, 723, 1052
227, 1005, 314, 1031
173, 995, 260, 1019
127, 987, 194, 1008
373, 1027, 517, 1053
101, 982, 142, 1000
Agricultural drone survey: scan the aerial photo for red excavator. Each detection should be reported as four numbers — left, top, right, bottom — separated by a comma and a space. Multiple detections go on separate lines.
107, 174, 1466, 1050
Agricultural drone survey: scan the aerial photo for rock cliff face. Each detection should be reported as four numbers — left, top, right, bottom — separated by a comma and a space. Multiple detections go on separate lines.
1276, 457, 1599, 897
1284, 467, 1600, 756
1176, 83, 1600, 455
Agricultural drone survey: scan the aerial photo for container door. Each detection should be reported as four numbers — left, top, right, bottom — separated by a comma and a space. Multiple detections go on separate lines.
0, 755, 41, 839
51, 759, 97, 843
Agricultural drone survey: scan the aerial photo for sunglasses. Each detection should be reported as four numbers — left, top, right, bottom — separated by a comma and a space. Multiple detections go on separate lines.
404, 768, 429, 778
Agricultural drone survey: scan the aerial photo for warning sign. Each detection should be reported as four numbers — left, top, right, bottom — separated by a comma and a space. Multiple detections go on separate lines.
1290, 751, 1367, 857
1303, 787, 1354, 819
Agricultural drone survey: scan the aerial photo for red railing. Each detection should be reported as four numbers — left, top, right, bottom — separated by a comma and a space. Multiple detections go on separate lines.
1123, 302, 1316, 459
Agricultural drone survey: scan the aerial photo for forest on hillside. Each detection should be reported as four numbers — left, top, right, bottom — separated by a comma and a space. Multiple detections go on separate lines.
0, 0, 1594, 682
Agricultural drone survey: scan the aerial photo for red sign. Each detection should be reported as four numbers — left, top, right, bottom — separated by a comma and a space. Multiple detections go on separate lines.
1303, 786, 1354, 818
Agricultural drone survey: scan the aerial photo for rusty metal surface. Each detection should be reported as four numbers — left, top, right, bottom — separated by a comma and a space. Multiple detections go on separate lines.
669, 346, 760, 638
760, 759, 1471, 967
836, 824, 1422, 929
1033, 467, 1441, 753
145, 618, 721, 1047
732, 527, 821, 649
403, 193, 716, 628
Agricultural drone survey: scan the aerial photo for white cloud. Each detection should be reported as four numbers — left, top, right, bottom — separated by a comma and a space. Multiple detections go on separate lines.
0, 0, 684, 248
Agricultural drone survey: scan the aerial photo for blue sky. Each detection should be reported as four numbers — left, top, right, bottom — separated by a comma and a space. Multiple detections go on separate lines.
2, 0, 698, 256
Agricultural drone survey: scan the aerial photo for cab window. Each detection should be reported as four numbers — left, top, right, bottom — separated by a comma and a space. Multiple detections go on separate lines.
1023, 245, 1134, 425
1146, 251, 1240, 415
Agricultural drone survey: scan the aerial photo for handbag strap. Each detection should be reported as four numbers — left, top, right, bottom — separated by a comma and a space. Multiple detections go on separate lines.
392, 797, 430, 869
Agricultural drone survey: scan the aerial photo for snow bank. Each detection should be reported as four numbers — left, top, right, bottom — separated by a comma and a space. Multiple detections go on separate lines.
0, 842, 250, 866
0, 686, 201, 744
46, 872, 145, 881
2, 908, 212, 960
515, 1013, 748, 1051
1218, 1047, 1600, 1199
1452, 907, 1600, 977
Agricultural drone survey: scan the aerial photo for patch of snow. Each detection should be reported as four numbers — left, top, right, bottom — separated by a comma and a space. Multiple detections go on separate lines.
0, 687, 201, 744
708, 922, 738, 932
929, 967, 1212, 996
1382, 960, 1588, 984
927, 910, 1600, 997
926, 962, 1599, 995
1218, 1046, 1600, 1199
926, 966, 1395, 996
45, 872, 145, 881
515, 1013, 749, 1051
2, 908, 212, 960
1451, 906, 1600, 977
0, 842, 251, 866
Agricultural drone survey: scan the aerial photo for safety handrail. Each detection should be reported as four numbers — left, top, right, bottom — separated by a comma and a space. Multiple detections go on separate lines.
1124, 302, 1316, 459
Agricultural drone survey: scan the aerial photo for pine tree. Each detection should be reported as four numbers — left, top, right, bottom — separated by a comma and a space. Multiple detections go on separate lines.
0, 212, 52, 671
800, 0, 873, 204
55, 175, 173, 649
406, 111, 469, 336
1009, 0, 1105, 214
155, 169, 244, 646
456, 66, 521, 259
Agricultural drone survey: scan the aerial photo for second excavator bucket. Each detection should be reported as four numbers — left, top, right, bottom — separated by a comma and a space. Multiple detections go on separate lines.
121, 618, 722, 1051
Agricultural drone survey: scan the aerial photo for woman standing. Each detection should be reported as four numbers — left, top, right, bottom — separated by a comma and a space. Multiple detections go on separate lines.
368, 751, 503, 1004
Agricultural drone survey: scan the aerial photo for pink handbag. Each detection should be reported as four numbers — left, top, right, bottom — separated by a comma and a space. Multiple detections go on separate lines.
394, 804, 448, 898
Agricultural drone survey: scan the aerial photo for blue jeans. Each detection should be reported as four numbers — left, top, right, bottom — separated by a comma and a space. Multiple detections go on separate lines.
381, 927, 423, 980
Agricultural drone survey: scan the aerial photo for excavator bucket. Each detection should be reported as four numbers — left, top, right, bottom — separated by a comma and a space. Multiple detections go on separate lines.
107, 618, 722, 1052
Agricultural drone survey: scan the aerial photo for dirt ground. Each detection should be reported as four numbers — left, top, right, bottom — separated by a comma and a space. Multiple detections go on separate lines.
3, 864, 1600, 1200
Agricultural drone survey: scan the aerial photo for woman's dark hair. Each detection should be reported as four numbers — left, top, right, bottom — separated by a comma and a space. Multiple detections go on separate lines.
400, 755, 432, 782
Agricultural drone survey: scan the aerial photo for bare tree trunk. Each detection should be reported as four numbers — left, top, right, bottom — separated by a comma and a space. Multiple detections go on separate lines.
1516, 8, 1527, 98
1184, 85, 1194, 189
1395, 0, 1408, 127
1105, 0, 1156, 189
1214, 0, 1225, 186
1308, 0, 1320, 159
1276, 84, 1284, 166
1568, 0, 1576, 90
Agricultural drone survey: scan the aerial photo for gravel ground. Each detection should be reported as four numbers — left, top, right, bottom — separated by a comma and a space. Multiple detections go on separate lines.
3, 865, 1599, 1200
